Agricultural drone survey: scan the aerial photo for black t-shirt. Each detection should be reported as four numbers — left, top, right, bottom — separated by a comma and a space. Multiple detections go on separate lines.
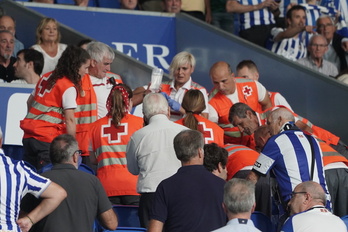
0, 57, 18, 83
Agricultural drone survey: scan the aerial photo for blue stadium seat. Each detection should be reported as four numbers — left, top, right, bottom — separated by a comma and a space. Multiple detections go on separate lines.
54, 0, 75, 5
341, 215, 348, 230
96, 0, 120, 9
251, 211, 276, 232
113, 205, 141, 228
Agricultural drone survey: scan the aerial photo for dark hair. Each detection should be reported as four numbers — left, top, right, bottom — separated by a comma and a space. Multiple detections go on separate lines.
17, 49, 44, 75
286, 5, 305, 20
174, 130, 204, 163
107, 83, 133, 127
48, 45, 90, 93
50, 134, 78, 164
228, 102, 256, 123
182, 89, 206, 131
203, 143, 228, 172
236, 60, 259, 73
77, 39, 93, 48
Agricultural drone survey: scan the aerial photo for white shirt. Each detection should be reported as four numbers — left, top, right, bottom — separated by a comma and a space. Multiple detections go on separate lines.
31, 43, 67, 75
126, 114, 188, 193
213, 218, 261, 232
90, 75, 114, 119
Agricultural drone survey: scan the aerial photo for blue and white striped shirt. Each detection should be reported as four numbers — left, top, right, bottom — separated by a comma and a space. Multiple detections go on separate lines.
279, 0, 305, 18
0, 149, 51, 232
237, 0, 276, 30
267, 28, 307, 61
253, 123, 329, 204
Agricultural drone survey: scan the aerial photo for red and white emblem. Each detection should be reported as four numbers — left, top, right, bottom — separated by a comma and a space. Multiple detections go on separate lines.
198, 122, 214, 144
242, 86, 253, 97
102, 118, 128, 144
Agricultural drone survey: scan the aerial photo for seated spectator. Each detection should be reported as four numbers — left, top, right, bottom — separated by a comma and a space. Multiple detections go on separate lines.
0, 30, 18, 83
148, 130, 226, 232
139, 0, 163, 12
317, 15, 348, 72
21, 134, 118, 231
320, 0, 348, 37
175, 89, 224, 146
226, 0, 278, 47
203, 142, 228, 180
120, 0, 139, 10
89, 84, 143, 205
297, 34, 339, 77
282, 181, 346, 232
31, 17, 67, 75
0, 15, 24, 57
13, 49, 44, 84
267, 5, 313, 61
181, 0, 211, 22
162, 0, 181, 13
236, 59, 293, 110
133, 51, 209, 121
212, 178, 261, 232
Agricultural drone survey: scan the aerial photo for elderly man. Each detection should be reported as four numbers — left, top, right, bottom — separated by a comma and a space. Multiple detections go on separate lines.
298, 34, 339, 77
282, 181, 346, 232
126, 93, 187, 228
317, 15, 348, 72
208, 61, 272, 145
0, 15, 24, 57
0, 127, 66, 232
21, 134, 117, 231
87, 41, 123, 119
0, 30, 17, 82
13, 49, 43, 84
267, 5, 313, 61
148, 130, 226, 232
213, 178, 261, 232
247, 108, 330, 214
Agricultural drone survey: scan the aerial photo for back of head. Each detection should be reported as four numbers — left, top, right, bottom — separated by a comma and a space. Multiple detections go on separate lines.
36, 17, 60, 44
107, 84, 132, 127
270, 107, 294, 123
86, 41, 115, 62
17, 49, 44, 76
299, 181, 326, 205
228, 102, 255, 123
203, 143, 228, 172
236, 60, 259, 73
174, 129, 204, 163
143, 93, 169, 120
254, 125, 271, 152
169, 51, 195, 79
182, 89, 206, 130
50, 134, 78, 164
224, 178, 255, 214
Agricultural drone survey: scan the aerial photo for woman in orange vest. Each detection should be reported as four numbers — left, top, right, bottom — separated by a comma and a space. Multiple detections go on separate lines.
21, 45, 91, 170
175, 89, 224, 146
90, 84, 143, 205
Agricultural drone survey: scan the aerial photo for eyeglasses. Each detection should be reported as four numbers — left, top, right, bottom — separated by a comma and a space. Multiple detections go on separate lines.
74, 150, 82, 156
310, 44, 327, 48
290, 191, 307, 198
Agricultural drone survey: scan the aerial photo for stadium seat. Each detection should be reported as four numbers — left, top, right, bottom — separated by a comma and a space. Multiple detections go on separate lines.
114, 227, 146, 232
341, 215, 348, 229
251, 211, 276, 232
113, 205, 141, 228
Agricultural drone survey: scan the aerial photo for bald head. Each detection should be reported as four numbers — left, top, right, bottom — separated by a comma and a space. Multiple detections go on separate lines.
210, 61, 236, 95
254, 125, 271, 152
0, 16, 16, 36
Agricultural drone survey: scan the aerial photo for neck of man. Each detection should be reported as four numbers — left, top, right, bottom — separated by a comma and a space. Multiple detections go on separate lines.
25, 73, 41, 85
0, 56, 10, 67
228, 212, 252, 221
312, 56, 323, 68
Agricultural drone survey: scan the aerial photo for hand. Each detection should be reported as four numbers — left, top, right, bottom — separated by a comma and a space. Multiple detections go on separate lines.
160, 92, 181, 112
17, 217, 33, 232
342, 41, 348, 52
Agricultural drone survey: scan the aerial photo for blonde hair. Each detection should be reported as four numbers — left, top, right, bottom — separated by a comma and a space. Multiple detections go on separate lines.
36, 17, 61, 44
169, 51, 195, 79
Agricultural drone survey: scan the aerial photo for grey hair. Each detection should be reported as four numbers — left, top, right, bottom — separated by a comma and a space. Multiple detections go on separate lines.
316, 15, 335, 27
174, 130, 203, 163
299, 181, 327, 204
143, 93, 169, 120
169, 51, 195, 79
224, 178, 255, 214
49, 134, 78, 164
270, 107, 295, 122
308, 34, 328, 46
229, 102, 256, 123
86, 41, 115, 63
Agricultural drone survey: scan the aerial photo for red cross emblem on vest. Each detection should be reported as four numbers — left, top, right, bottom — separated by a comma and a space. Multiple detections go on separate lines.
102, 118, 128, 144
37, 76, 53, 97
242, 86, 253, 97
197, 122, 214, 144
